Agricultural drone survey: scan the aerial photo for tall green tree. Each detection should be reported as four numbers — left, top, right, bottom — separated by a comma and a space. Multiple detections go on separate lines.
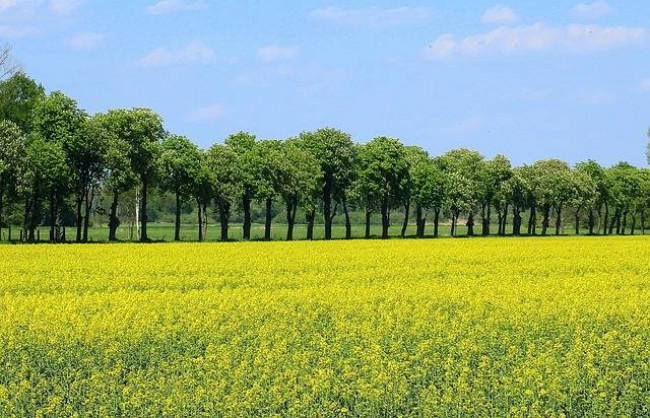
0, 120, 25, 240
568, 169, 598, 235
280, 139, 321, 241
360, 137, 409, 239
481, 155, 512, 236
159, 135, 201, 241
299, 128, 355, 240
225, 132, 257, 240
574, 160, 606, 235
205, 144, 239, 241
0, 72, 45, 134
439, 149, 485, 236
405, 147, 446, 238
353, 143, 381, 239
192, 151, 214, 242
532, 159, 570, 236
32, 91, 86, 242
251, 140, 285, 241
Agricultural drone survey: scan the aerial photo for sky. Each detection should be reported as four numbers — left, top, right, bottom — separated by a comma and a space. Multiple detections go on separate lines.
1, 0, 649, 166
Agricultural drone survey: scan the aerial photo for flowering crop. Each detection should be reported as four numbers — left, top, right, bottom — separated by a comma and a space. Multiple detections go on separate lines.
1, 237, 650, 416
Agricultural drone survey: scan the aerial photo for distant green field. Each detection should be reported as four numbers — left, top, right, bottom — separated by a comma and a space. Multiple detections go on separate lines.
1, 223, 463, 242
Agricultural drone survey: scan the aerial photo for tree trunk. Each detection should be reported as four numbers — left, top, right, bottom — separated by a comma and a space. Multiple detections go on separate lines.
381, 194, 390, 239
109, 191, 119, 241
174, 188, 181, 242
197, 199, 203, 242
575, 211, 580, 235
603, 203, 609, 235
306, 210, 315, 240
242, 195, 251, 240
415, 203, 424, 238
75, 197, 83, 242
630, 212, 636, 235
365, 210, 372, 239
451, 210, 457, 237
528, 206, 537, 236
219, 201, 230, 241
264, 197, 272, 241
343, 198, 351, 240
50, 194, 56, 243
588, 209, 595, 235
501, 204, 508, 236
621, 211, 628, 235
466, 212, 475, 236
323, 186, 332, 240
555, 205, 562, 236
482, 203, 491, 236
541, 204, 550, 236
83, 188, 93, 243
641, 209, 646, 235
496, 209, 503, 236
286, 197, 297, 241
140, 180, 148, 242
513, 207, 522, 236
401, 200, 410, 238
608, 209, 618, 235
434, 208, 440, 238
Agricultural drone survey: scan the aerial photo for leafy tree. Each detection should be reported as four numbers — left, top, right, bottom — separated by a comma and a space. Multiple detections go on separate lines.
637, 169, 650, 234
205, 144, 239, 241
352, 143, 381, 239
159, 135, 201, 241
405, 148, 446, 238
280, 139, 321, 241
32, 91, 87, 242
360, 137, 409, 239
225, 132, 257, 240
299, 128, 355, 240
95, 110, 137, 241
568, 169, 598, 235
0, 72, 45, 133
574, 160, 606, 235
192, 151, 215, 241
482, 155, 512, 236
251, 140, 285, 240
119, 109, 164, 242
532, 159, 571, 235
606, 162, 641, 235
439, 149, 485, 236
0, 120, 25, 240
504, 167, 531, 236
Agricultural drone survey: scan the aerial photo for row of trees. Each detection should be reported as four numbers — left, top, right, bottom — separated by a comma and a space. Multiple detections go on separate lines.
1, 70, 650, 243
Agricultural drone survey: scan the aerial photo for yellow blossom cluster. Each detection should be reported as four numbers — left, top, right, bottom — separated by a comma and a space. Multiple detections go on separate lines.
0, 236, 649, 416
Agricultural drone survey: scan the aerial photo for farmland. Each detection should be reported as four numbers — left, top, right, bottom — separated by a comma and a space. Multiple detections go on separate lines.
1, 237, 650, 416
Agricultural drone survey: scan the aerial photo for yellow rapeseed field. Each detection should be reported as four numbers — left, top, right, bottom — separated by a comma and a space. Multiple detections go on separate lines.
1, 237, 650, 416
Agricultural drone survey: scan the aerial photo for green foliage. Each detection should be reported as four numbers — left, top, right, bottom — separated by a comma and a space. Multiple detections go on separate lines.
0, 72, 45, 133
159, 134, 201, 200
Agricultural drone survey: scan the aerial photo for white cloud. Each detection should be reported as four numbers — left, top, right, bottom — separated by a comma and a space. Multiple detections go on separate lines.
640, 77, 650, 93
309, 6, 431, 27
50, 0, 84, 14
572, 1, 612, 20
66, 32, 106, 50
0, 0, 17, 11
481, 5, 519, 25
426, 23, 647, 60
146, 0, 205, 15
256, 45, 299, 63
190, 104, 224, 122
138, 41, 215, 67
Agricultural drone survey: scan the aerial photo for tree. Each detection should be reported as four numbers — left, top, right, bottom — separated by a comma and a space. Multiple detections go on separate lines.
637, 169, 650, 234
0, 120, 25, 240
122, 109, 164, 242
532, 159, 571, 236
568, 169, 598, 235
299, 128, 355, 240
444, 171, 472, 236
482, 155, 512, 236
574, 161, 606, 235
251, 140, 285, 241
503, 167, 531, 236
0, 72, 45, 134
439, 149, 485, 236
280, 139, 321, 241
360, 137, 409, 239
192, 151, 214, 242
606, 163, 641, 235
405, 147, 446, 238
32, 91, 87, 242
205, 144, 239, 241
353, 143, 381, 239
225, 132, 257, 240
159, 135, 201, 241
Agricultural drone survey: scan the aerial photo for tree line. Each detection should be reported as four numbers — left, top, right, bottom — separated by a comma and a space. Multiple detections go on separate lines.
1, 71, 650, 243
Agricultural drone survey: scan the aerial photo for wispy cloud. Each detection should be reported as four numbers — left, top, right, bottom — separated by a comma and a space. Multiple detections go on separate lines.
50, 0, 84, 14
426, 23, 647, 60
257, 45, 299, 63
309, 6, 432, 27
146, 0, 206, 15
66, 32, 106, 50
190, 104, 224, 122
572, 1, 612, 20
138, 41, 215, 67
481, 5, 519, 25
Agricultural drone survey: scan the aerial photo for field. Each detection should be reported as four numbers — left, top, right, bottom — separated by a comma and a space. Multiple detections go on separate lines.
1, 237, 650, 416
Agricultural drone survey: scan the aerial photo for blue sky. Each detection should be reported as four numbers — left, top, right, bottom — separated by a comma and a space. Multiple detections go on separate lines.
2, 0, 649, 166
